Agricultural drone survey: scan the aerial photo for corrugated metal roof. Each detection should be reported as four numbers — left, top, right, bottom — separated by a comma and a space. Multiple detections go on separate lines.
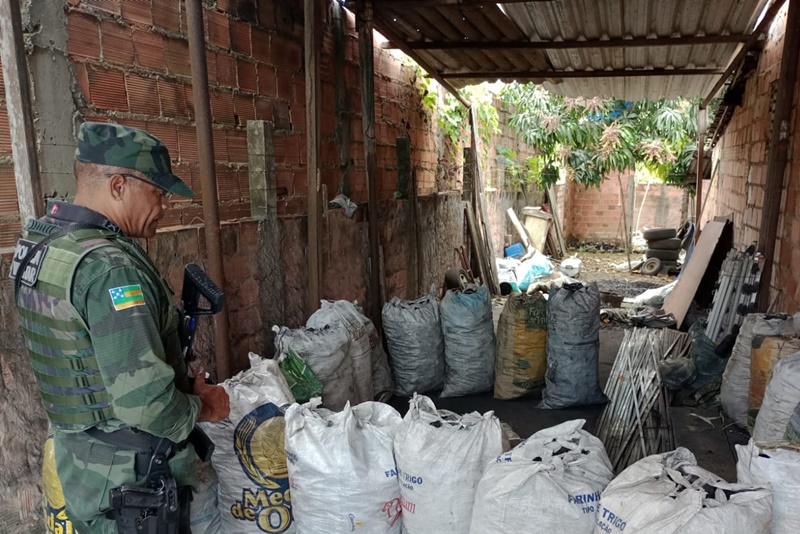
367, 0, 772, 101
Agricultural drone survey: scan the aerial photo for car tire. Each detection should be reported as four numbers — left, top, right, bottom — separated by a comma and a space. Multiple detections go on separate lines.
641, 257, 662, 276
647, 238, 682, 250
642, 228, 677, 241
646, 248, 680, 261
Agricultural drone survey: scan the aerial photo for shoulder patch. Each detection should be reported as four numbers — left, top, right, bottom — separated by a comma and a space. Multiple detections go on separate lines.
109, 285, 146, 311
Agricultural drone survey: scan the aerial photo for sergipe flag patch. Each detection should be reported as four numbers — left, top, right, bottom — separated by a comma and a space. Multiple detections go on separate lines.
109, 285, 146, 311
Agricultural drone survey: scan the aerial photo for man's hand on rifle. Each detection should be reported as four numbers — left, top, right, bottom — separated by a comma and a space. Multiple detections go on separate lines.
194, 371, 230, 422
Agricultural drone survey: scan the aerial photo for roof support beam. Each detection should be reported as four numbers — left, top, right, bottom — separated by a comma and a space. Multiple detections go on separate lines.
368, 9, 470, 107
701, 0, 787, 109
439, 68, 725, 79
350, 0, 552, 7
382, 35, 750, 51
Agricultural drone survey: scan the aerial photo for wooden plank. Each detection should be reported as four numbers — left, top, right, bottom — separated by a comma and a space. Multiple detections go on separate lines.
332, 0, 351, 197
305, 0, 322, 314
695, 108, 707, 243
663, 220, 728, 328
546, 186, 567, 256
0, 0, 43, 224
757, 0, 800, 313
358, 2, 383, 330
465, 202, 488, 287
469, 105, 500, 294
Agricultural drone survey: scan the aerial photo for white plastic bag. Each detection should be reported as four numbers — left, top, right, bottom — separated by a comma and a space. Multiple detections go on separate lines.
199, 356, 296, 534
737, 440, 800, 534
721, 314, 798, 428
470, 420, 613, 534
307, 301, 374, 404
439, 285, 496, 397
393, 395, 503, 534
596, 448, 772, 534
753, 352, 800, 443
516, 250, 554, 291
285, 400, 403, 533
273, 324, 354, 410
382, 291, 445, 396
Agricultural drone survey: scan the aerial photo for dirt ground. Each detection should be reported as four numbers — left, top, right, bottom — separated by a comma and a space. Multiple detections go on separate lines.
561, 250, 674, 298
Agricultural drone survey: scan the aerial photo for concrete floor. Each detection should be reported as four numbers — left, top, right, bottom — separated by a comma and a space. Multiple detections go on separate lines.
390, 327, 747, 481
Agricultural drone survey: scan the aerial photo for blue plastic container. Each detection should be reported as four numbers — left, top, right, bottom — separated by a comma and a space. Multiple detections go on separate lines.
504, 242, 525, 259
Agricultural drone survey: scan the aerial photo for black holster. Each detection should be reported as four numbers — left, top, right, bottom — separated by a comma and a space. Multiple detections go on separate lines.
87, 427, 200, 534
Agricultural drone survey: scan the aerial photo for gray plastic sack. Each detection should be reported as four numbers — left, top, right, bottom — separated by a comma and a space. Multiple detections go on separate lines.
440, 285, 496, 397
539, 282, 606, 409
382, 290, 445, 396
273, 324, 354, 411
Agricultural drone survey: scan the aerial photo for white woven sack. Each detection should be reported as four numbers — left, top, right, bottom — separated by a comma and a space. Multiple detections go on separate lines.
595, 448, 771, 534
285, 400, 403, 533
469, 419, 613, 534
307, 301, 374, 404
737, 439, 800, 534
199, 356, 297, 534
393, 395, 503, 534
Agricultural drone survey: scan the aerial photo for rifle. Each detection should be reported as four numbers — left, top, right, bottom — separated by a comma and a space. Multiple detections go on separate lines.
178, 263, 225, 364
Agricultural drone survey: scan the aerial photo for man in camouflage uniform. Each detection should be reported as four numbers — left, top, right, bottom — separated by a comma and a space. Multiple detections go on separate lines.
12, 122, 230, 533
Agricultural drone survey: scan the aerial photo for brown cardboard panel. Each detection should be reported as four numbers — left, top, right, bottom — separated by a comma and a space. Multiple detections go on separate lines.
663, 220, 732, 327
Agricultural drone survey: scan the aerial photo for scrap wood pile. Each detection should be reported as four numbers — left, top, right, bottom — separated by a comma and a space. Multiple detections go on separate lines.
597, 328, 692, 471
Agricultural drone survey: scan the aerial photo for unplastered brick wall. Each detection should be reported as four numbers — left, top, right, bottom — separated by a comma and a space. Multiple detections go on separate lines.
708, 4, 800, 311
566, 172, 685, 244
0, 56, 19, 249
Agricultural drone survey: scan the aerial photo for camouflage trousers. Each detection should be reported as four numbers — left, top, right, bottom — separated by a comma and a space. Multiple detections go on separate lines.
53, 431, 197, 533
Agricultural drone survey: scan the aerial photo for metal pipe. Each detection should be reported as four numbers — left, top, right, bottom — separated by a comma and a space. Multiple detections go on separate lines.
186, 0, 232, 381
758, 0, 800, 312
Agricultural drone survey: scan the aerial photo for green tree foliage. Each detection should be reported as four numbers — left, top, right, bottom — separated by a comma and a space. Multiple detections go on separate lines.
502, 83, 705, 188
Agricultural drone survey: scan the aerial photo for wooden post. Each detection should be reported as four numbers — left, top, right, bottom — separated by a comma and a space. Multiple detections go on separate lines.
332, 1, 351, 197
248, 121, 285, 357
305, 0, 323, 315
617, 174, 633, 272
694, 107, 707, 243
469, 106, 500, 294
462, 146, 474, 202
0, 0, 43, 224
396, 137, 411, 199
358, 2, 383, 329
758, 0, 800, 312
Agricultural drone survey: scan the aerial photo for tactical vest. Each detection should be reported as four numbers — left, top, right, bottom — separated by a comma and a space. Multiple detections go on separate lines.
14, 220, 168, 431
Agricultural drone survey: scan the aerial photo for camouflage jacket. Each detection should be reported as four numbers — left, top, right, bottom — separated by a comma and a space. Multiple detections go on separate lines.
21, 201, 201, 533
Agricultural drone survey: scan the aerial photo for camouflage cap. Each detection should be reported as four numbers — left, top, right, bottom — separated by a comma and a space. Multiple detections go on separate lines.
75, 122, 195, 198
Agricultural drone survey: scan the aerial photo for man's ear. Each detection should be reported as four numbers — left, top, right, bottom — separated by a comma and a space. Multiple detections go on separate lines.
108, 173, 127, 201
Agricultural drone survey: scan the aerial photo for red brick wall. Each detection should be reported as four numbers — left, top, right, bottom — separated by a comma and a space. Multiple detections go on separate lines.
708, 4, 800, 311
565, 172, 686, 244
0, 56, 19, 249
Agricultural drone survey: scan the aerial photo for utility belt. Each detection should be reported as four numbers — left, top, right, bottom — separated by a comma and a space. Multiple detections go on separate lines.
85, 426, 214, 534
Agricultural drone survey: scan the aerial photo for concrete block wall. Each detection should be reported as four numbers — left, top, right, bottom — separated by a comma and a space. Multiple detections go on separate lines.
708, 4, 800, 311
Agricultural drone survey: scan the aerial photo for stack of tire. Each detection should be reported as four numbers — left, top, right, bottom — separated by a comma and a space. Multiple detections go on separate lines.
641, 227, 681, 276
